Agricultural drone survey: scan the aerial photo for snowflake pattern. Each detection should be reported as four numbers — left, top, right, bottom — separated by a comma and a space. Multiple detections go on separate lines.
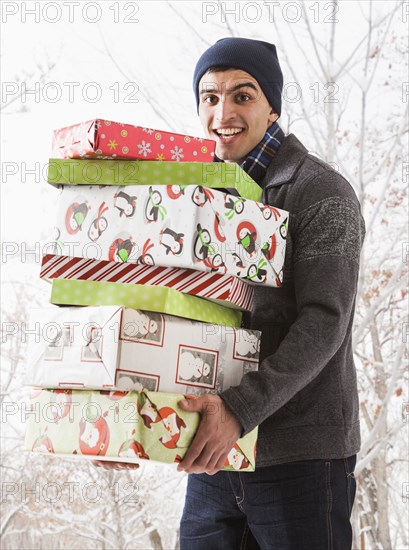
138, 140, 152, 157
170, 146, 184, 161
54, 120, 215, 161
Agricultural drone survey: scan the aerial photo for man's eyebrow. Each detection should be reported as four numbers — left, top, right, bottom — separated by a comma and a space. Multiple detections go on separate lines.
199, 82, 259, 95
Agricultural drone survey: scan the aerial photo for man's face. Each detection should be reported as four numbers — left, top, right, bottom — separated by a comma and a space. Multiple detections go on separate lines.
198, 69, 278, 164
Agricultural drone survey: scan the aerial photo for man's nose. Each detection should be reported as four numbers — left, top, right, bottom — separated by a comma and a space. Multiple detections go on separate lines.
215, 97, 237, 123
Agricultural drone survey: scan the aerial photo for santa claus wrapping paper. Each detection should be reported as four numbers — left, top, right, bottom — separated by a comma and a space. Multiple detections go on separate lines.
25, 388, 257, 471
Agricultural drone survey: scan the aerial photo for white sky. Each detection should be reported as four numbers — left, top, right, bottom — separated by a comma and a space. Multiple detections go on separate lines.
1, 0, 406, 249
1, 6, 406, 543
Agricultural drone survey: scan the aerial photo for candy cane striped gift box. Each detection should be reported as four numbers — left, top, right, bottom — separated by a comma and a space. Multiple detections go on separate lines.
40, 254, 254, 311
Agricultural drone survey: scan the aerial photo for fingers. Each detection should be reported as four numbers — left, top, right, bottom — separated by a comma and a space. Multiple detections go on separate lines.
115, 462, 140, 470
181, 445, 226, 475
178, 396, 203, 412
177, 436, 207, 472
178, 437, 224, 474
205, 451, 221, 475
214, 454, 228, 472
177, 418, 210, 472
93, 460, 140, 471
205, 453, 227, 476
177, 394, 240, 475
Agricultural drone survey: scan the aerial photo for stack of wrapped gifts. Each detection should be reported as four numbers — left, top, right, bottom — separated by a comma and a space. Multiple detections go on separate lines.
25, 119, 289, 472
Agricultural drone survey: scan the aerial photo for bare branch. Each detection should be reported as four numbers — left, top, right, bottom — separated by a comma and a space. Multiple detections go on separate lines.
300, 1, 328, 79
353, 261, 406, 347
359, 341, 406, 458
96, 25, 177, 130
166, 2, 212, 47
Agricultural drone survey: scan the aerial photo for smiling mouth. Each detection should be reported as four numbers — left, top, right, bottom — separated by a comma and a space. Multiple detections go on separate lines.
213, 128, 244, 141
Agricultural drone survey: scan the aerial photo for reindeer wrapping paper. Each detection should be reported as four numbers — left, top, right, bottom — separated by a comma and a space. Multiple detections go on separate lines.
26, 306, 260, 393
51, 184, 288, 287
47, 158, 263, 202
24, 388, 258, 471
40, 254, 255, 311
51, 119, 216, 162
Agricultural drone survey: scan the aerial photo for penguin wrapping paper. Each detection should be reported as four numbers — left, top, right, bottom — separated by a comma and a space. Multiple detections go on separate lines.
51, 119, 216, 162
47, 158, 262, 202
41, 254, 254, 311
49, 279, 242, 327
51, 184, 288, 287
26, 306, 260, 393
24, 389, 258, 471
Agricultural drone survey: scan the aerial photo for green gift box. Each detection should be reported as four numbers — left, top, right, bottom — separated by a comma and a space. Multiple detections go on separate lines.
50, 278, 242, 327
25, 388, 257, 471
47, 159, 262, 201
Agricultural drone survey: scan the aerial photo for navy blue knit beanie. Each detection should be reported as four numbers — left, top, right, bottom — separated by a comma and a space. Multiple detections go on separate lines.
193, 37, 283, 116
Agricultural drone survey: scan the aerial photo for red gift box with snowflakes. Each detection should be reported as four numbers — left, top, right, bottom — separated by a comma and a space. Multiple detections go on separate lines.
51, 119, 216, 162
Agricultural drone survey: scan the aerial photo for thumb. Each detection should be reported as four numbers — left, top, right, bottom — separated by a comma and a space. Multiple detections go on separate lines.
178, 396, 202, 411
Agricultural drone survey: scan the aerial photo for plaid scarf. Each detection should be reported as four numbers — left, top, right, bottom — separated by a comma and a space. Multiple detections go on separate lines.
213, 121, 284, 184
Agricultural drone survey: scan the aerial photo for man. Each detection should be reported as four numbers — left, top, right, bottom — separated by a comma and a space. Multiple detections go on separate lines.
177, 37, 365, 550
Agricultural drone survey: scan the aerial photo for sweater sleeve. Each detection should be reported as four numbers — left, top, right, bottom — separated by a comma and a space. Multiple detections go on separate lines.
218, 194, 366, 437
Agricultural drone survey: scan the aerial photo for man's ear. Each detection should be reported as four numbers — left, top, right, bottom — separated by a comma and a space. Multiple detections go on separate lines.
268, 109, 279, 124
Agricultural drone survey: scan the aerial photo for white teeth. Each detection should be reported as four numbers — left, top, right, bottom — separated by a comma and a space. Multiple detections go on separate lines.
215, 128, 243, 136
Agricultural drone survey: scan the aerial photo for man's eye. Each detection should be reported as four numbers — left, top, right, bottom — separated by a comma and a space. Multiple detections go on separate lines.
237, 93, 251, 102
203, 95, 218, 104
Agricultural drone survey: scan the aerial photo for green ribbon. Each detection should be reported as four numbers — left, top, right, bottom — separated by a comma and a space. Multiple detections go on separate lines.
47, 159, 262, 202
50, 279, 242, 327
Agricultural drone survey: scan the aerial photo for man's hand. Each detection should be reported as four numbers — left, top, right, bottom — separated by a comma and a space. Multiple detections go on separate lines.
93, 461, 140, 471
177, 394, 242, 475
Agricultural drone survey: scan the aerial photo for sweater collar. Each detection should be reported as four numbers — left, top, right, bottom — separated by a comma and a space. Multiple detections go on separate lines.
261, 133, 309, 190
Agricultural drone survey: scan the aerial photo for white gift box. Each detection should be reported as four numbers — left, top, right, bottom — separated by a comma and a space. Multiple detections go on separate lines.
51, 184, 288, 287
26, 306, 260, 394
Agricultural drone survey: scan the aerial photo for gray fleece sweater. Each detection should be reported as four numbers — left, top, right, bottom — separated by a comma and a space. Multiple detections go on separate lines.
218, 134, 366, 468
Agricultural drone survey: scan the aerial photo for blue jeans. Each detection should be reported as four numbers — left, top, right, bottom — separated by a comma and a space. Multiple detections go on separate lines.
180, 455, 357, 550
